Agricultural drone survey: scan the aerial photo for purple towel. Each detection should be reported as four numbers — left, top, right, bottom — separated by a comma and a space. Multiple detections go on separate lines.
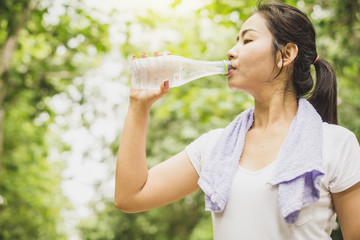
198, 98, 324, 224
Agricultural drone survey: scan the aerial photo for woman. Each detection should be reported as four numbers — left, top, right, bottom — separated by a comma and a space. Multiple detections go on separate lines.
115, 2, 360, 239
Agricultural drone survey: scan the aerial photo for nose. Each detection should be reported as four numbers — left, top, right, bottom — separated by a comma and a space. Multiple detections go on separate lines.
227, 45, 238, 60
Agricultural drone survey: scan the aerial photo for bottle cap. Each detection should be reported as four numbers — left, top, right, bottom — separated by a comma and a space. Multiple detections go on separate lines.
223, 60, 233, 75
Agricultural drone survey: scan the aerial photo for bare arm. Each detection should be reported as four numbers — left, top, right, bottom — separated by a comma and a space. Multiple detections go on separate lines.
115, 77, 199, 213
332, 181, 360, 240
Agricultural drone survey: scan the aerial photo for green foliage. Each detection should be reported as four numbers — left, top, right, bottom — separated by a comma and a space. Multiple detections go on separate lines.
79, 192, 207, 240
0, 0, 110, 239
1, 0, 358, 239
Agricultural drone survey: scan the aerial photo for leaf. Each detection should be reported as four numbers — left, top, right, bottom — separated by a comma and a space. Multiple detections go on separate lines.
171, 0, 182, 8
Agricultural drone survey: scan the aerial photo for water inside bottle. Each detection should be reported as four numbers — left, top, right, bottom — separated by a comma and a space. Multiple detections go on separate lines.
131, 55, 230, 89
172, 60, 225, 87
136, 56, 177, 88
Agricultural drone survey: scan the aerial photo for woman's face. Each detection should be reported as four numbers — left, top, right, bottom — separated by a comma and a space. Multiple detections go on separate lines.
226, 13, 280, 95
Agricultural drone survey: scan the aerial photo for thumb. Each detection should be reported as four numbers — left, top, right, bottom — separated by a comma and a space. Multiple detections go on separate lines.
150, 80, 170, 103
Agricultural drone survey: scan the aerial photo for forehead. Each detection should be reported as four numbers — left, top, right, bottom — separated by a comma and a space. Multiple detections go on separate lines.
239, 13, 271, 36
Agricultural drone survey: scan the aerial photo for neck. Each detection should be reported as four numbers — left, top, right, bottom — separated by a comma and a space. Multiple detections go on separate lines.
252, 92, 298, 130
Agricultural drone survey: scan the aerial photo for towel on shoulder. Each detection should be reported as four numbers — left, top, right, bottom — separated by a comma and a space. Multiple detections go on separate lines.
198, 98, 324, 224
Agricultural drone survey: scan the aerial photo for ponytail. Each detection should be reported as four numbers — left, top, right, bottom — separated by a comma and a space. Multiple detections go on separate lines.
308, 57, 338, 124
255, 2, 338, 125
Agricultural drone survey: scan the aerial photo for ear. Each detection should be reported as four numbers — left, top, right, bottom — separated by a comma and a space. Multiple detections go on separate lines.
281, 43, 298, 67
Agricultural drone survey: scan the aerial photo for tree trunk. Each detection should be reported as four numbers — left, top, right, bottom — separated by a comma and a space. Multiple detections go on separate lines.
0, 0, 35, 173
0, 80, 4, 174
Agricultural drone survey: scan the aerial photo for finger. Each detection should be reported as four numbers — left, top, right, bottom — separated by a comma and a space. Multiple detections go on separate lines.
141, 52, 148, 58
153, 51, 164, 57
159, 80, 170, 94
132, 55, 137, 60
147, 80, 169, 101
165, 52, 172, 55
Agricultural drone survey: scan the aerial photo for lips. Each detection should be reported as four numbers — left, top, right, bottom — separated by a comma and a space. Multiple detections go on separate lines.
226, 68, 235, 77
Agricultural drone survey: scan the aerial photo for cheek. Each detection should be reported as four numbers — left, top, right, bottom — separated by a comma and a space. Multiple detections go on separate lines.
238, 41, 275, 78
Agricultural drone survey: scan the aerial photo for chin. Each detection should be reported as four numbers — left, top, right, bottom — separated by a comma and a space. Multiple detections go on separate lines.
228, 84, 248, 93
227, 79, 247, 92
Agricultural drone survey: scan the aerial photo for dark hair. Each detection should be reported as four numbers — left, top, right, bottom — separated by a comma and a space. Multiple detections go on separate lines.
255, 1, 338, 124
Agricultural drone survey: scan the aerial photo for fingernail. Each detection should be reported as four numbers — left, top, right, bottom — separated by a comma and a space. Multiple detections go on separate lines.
132, 55, 136, 60
164, 80, 169, 88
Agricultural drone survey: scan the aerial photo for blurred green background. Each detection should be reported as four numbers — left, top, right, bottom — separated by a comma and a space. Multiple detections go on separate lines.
0, 0, 359, 239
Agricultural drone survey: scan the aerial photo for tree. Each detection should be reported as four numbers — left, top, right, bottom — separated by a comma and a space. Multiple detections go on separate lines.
0, 0, 110, 238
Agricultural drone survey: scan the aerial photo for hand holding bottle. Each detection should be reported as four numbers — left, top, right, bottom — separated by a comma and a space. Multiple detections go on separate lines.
129, 51, 171, 110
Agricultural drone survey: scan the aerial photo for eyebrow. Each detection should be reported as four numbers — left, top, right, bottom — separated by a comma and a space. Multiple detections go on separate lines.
236, 28, 259, 41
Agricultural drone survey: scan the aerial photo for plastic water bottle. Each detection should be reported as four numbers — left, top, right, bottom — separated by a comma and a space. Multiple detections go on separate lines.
130, 55, 233, 89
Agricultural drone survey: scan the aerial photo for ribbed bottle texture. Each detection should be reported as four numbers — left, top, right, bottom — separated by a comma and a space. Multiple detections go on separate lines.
130, 55, 232, 89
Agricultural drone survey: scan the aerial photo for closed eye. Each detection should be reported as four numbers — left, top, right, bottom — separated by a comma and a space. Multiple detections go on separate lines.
243, 39, 252, 44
